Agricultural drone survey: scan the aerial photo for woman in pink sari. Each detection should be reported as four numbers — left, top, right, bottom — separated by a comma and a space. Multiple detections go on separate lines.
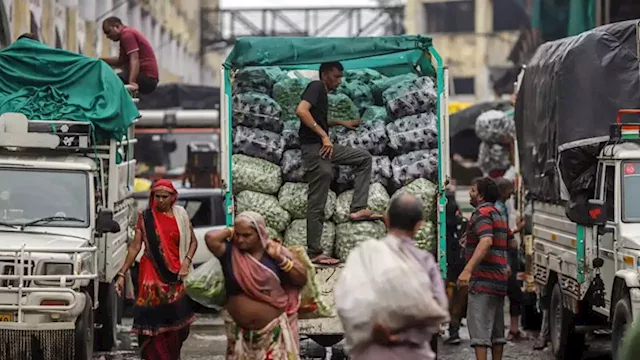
205, 211, 307, 359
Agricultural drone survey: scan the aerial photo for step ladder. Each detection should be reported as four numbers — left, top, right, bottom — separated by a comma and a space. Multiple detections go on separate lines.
125, 84, 139, 104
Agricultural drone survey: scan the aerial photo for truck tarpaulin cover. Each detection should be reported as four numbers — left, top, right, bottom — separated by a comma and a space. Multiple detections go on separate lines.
137, 84, 220, 110
515, 20, 640, 203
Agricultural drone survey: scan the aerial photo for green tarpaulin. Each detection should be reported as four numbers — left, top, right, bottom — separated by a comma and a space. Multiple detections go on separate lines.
223, 36, 435, 77
0, 39, 139, 140
531, 0, 596, 40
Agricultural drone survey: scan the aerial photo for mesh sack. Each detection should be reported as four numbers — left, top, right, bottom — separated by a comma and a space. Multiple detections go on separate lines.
337, 80, 374, 115
334, 183, 390, 224
232, 92, 283, 133
331, 120, 388, 155
371, 73, 419, 105
233, 66, 286, 95
232, 126, 284, 165
281, 149, 306, 182
184, 257, 226, 309
328, 93, 359, 122
289, 246, 333, 319
474, 110, 515, 144
336, 156, 392, 189
383, 76, 437, 119
282, 120, 300, 150
414, 221, 436, 252
344, 69, 383, 84
335, 221, 387, 262
235, 190, 291, 232
278, 182, 336, 220
232, 154, 282, 195
478, 142, 511, 174
267, 227, 281, 240
273, 77, 312, 122
386, 112, 438, 153
284, 220, 336, 256
391, 149, 439, 187
362, 106, 391, 124
400, 178, 438, 221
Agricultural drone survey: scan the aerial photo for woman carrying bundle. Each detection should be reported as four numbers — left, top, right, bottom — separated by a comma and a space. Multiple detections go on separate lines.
205, 211, 308, 359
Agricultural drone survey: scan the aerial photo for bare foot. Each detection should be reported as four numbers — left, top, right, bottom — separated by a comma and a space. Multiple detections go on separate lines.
349, 209, 383, 221
311, 254, 340, 265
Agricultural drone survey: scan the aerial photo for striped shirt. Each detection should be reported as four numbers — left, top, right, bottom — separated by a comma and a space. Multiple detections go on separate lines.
464, 202, 509, 295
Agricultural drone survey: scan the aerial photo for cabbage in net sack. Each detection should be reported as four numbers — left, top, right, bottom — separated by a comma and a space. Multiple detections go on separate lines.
232, 92, 283, 133
475, 110, 515, 144
371, 73, 419, 105
282, 120, 301, 150
267, 227, 281, 240
284, 219, 336, 256
478, 141, 511, 174
288, 246, 333, 319
391, 149, 439, 187
233, 126, 284, 165
400, 178, 438, 221
414, 221, 437, 252
336, 156, 392, 189
335, 221, 387, 262
273, 77, 311, 122
334, 183, 390, 224
233, 66, 286, 96
278, 182, 336, 220
362, 106, 391, 124
330, 120, 388, 155
232, 154, 282, 195
184, 257, 226, 309
337, 80, 374, 114
328, 93, 359, 122
387, 112, 438, 153
281, 149, 306, 182
235, 190, 291, 232
344, 69, 383, 84
383, 76, 437, 119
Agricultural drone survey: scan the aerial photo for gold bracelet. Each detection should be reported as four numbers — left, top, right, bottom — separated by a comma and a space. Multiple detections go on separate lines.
281, 259, 294, 272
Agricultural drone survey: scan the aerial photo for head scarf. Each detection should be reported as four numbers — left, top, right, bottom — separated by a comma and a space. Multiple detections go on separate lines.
235, 211, 270, 248
149, 179, 177, 209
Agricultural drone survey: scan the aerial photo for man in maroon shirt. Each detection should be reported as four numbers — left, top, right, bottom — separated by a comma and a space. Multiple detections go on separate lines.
100, 16, 159, 95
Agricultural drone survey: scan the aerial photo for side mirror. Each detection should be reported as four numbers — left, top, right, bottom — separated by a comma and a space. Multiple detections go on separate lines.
586, 199, 607, 226
96, 209, 121, 234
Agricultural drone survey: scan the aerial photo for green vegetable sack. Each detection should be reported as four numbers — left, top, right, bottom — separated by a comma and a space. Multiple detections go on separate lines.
336, 80, 373, 115
284, 219, 336, 256
328, 93, 359, 122
335, 221, 387, 262
232, 154, 282, 195
344, 69, 383, 85
267, 227, 281, 240
233, 66, 286, 95
184, 256, 226, 309
236, 190, 291, 232
334, 183, 390, 223
414, 221, 437, 253
371, 73, 419, 105
362, 106, 391, 124
273, 77, 312, 122
289, 246, 333, 319
400, 178, 438, 221
278, 182, 336, 220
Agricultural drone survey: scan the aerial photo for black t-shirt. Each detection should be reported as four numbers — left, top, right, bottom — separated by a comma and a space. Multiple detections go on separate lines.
298, 80, 328, 144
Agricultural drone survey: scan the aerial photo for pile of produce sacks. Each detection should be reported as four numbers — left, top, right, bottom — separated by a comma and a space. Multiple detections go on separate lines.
474, 110, 515, 175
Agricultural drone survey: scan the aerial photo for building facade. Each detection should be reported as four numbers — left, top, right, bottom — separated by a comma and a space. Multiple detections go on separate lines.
0, 0, 217, 85
405, 0, 530, 101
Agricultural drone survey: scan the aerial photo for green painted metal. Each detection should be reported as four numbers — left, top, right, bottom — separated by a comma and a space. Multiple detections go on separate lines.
576, 224, 585, 283
224, 69, 234, 227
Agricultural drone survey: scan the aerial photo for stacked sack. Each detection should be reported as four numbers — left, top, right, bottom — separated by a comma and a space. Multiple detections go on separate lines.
474, 110, 515, 175
231, 66, 442, 262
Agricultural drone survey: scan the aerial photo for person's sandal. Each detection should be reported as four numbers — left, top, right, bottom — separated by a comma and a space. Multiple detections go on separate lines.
507, 330, 526, 342
311, 254, 340, 266
533, 337, 547, 350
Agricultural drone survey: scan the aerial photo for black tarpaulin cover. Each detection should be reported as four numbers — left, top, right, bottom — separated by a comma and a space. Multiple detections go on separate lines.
515, 20, 640, 203
137, 84, 220, 110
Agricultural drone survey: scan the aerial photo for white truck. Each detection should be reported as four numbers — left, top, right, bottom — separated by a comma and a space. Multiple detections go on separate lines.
0, 112, 136, 359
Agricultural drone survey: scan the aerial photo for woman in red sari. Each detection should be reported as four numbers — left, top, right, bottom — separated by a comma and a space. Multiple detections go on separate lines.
115, 179, 198, 359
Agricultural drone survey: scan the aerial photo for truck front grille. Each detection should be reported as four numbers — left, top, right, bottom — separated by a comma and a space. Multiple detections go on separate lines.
0, 328, 74, 359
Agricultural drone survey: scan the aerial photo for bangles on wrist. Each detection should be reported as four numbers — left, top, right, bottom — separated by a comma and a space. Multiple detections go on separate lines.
279, 258, 294, 272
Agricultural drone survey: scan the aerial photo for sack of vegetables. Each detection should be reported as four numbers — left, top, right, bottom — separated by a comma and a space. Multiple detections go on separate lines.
184, 257, 226, 309
288, 246, 333, 318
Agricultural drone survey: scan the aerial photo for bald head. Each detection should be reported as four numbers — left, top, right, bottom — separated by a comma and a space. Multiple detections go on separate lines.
387, 192, 423, 232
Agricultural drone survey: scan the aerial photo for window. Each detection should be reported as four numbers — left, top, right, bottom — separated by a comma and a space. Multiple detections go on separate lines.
424, 0, 475, 34
603, 165, 615, 221
492, 0, 529, 31
622, 161, 640, 222
453, 77, 475, 95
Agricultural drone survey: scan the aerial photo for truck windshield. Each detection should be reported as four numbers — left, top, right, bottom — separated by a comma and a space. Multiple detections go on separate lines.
0, 168, 89, 228
622, 161, 640, 222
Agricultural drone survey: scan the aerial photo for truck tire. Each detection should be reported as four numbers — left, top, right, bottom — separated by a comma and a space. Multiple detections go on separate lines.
611, 295, 633, 360
75, 292, 94, 360
549, 282, 584, 360
94, 281, 118, 351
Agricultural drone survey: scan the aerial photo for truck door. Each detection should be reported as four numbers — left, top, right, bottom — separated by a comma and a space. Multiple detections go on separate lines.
597, 162, 617, 310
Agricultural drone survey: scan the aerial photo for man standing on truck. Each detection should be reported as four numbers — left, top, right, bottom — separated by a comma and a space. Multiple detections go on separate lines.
295, 62, 381, 265
458, 177, 509, 360
100, 16, 159, 95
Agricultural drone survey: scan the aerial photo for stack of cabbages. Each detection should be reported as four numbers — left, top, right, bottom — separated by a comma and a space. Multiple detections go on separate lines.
231, 66, 440, 261
474, 110, 515, 175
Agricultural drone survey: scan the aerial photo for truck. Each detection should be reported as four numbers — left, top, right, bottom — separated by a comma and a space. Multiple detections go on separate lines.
514, 19, 640, 360
220, 35, 450, 357
0, 110, 136, 359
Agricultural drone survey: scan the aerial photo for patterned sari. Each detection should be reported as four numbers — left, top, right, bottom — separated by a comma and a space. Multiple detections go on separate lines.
133, 180, 196, 360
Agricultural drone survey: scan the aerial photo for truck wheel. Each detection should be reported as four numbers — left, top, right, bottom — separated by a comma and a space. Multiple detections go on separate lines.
549, 282, 585, 360
75, 292, 94, 360
94, 281, 118, 351
612, 295, 633, 360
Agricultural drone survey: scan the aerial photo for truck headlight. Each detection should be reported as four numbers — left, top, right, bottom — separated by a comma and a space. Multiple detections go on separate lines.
44, 263, 73, 276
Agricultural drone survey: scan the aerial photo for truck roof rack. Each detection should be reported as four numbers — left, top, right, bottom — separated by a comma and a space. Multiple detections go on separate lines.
609, 109, 640, 142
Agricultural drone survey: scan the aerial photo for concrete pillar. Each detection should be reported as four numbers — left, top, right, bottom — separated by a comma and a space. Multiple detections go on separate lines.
474, 0, 492, 101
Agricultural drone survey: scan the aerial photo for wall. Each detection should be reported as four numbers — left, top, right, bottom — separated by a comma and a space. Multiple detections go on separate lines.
1, 0, 216, 85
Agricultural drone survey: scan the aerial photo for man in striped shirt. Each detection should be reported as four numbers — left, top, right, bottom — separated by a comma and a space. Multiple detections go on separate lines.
457, 177, 509, 360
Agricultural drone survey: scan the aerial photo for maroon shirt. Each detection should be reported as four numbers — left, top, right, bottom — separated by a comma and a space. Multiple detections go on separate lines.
118, 27, 158, 79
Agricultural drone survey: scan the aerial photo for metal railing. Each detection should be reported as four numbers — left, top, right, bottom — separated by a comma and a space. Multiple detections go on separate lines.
0, 245, 98, 323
